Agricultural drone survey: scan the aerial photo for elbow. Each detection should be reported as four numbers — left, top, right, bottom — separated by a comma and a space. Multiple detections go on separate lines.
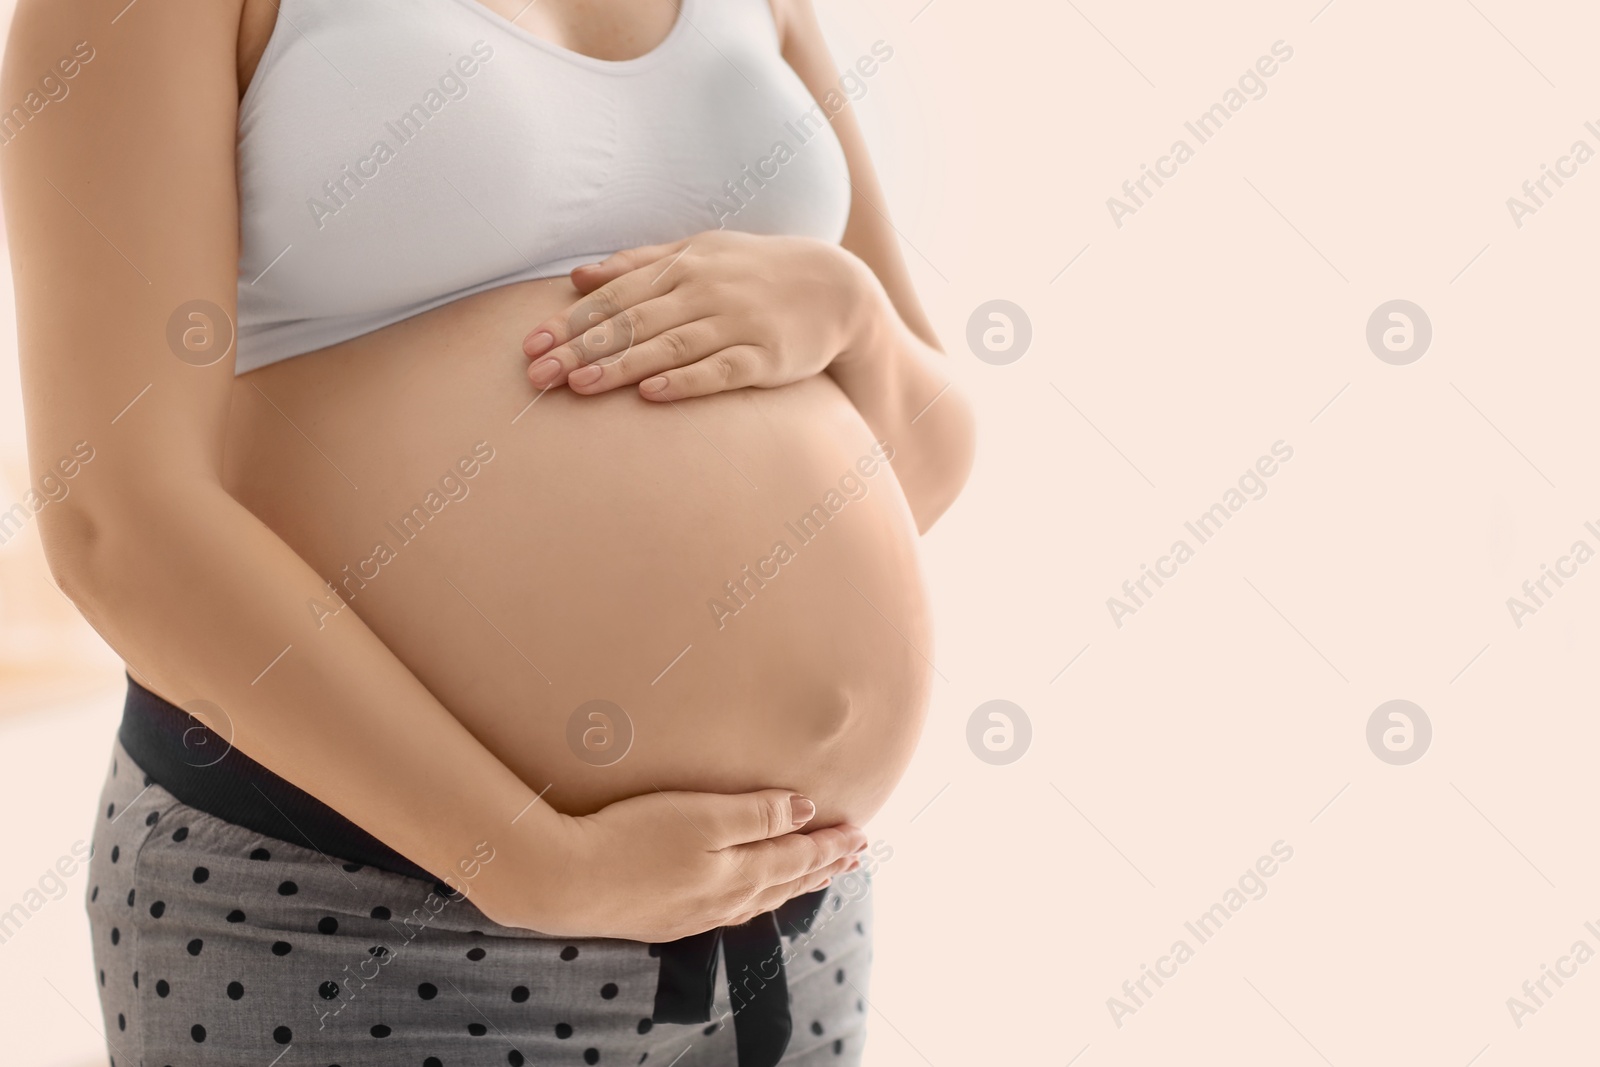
905, 384, 977, 534
35, 487, 179, 615
34, 497, 106, 606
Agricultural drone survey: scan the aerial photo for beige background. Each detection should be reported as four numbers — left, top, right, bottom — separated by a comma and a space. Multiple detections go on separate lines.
5, 0, 1600, 1063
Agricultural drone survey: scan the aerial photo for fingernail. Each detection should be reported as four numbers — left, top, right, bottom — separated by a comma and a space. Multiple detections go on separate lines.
641, 376, 669, 394
529, 358, 563, 387
525, 331, 554, 356
852, 841, 868, 854
789, 795, 816, 827
568, 364, 603, 388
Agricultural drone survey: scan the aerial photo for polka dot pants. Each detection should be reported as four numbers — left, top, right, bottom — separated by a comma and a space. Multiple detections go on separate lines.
86, 738, 873, 1066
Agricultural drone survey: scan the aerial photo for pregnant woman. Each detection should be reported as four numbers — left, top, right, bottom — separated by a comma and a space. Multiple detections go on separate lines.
2, 0, 973, 1063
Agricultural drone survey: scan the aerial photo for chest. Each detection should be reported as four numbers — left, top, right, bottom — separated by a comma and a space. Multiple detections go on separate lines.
238, 0, 694, 97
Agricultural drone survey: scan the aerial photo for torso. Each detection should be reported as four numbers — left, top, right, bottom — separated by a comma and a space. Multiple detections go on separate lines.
221, 0, 932, 828
224, 278, 932, 827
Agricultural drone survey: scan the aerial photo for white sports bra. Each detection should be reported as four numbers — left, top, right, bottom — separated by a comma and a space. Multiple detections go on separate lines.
234, 0, 852, 373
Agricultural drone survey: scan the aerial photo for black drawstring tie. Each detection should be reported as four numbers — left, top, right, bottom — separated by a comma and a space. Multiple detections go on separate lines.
652, 888, 831, 1067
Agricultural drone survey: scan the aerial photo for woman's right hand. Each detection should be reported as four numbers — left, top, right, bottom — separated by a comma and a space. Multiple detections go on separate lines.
494, 789, 867, 942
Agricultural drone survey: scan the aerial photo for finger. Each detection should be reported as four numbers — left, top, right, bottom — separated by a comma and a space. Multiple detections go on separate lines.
568, 319, 729, 395
638, 345, 768, 401
526, 297, 693, 388
732, 823, 868, 888
523, 264, 679, 362
729, 855, 859, 926
568, 239, 687, 293
686, 790, 818, 849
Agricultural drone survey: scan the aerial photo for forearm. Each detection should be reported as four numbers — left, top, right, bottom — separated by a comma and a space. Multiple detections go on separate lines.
45, 480, 565, 927
826, 259, 977, 532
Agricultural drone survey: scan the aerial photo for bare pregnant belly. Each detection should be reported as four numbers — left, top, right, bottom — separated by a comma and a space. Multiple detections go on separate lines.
222, 276, 932, 828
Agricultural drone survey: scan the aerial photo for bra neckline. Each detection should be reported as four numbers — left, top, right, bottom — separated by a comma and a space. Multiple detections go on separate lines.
445, 0, 698, 74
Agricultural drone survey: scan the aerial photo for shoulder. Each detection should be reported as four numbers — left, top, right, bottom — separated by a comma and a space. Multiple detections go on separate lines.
762, 0, 832, 69
762, 0, 815, 52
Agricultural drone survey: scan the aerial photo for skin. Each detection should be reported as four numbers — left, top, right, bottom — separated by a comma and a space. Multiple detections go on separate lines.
3, 0, 974, 940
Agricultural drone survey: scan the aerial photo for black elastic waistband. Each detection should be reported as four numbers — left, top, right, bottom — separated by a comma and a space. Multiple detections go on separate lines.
118, 674, 434, 882
119, 673, 826, 1067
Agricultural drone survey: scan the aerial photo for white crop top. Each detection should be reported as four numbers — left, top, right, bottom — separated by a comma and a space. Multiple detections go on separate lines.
234, 0, 852, 373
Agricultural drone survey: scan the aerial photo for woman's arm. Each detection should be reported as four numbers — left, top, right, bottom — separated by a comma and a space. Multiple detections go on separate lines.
2, 0, 861, 940
775, 0, 976, 533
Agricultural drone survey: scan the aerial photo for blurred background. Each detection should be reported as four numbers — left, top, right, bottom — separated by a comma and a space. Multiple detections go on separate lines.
10, 1, 1600, 1065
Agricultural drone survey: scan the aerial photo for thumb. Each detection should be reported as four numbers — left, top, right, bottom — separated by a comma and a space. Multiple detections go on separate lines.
570, 240, 684, 292
690, 789, 816, 849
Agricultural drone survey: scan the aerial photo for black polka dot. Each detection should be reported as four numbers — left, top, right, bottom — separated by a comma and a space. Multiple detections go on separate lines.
227, 981, 244, 1001
371, 906, 391, 920
418, 983, 438, 1000
319, 980, 340, 1000
835, 968, 845, 983
854, 922, 864, 935
342, 862, 362, 873
191, 1024, 206, 1043
107, 803, 116, 819
272, 941, 292, 956
149, 901, 165, 919
110, 846, 120, 864
110, 927, 120, 945
554, 1022, 573, 1039
465, 947, 486, 961
144, 810, 160, 827
511, 986, 529, 1002
318, 917, 338, 934
226, 909, 245, 923
424, 1059, 443, 1067
273, 1025, 292, 1045
277, 881, 298, 896
132, 972, 139, 988
560, 945, 579, 961
812, 949, 826, 962
636, 1019, 653, 1035
99, 970, 105, 986
810, 1021, 824, 1035
468, 1023, 488, 1036
600, 982, 618, 999
171, 827, 189, 842
369, 946, 389, 958
702, 1022, 719, 1035
191, 867, 209, 884
584, 1049, 600, 1065
370, 1024, 391, 1038
833, 1039, 844, 1055
155, 979, 170, 997
249, 848, 271, 861
117, 1012, 125, 1031
508, 1053, 525, 1067
90, 886, 98, 902
126, 888, 135, 906
186, 938, 203, 956
856, 998, 865, 1012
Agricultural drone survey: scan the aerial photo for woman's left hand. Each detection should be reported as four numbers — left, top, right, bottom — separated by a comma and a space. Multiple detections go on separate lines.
522, 230, 876, 400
